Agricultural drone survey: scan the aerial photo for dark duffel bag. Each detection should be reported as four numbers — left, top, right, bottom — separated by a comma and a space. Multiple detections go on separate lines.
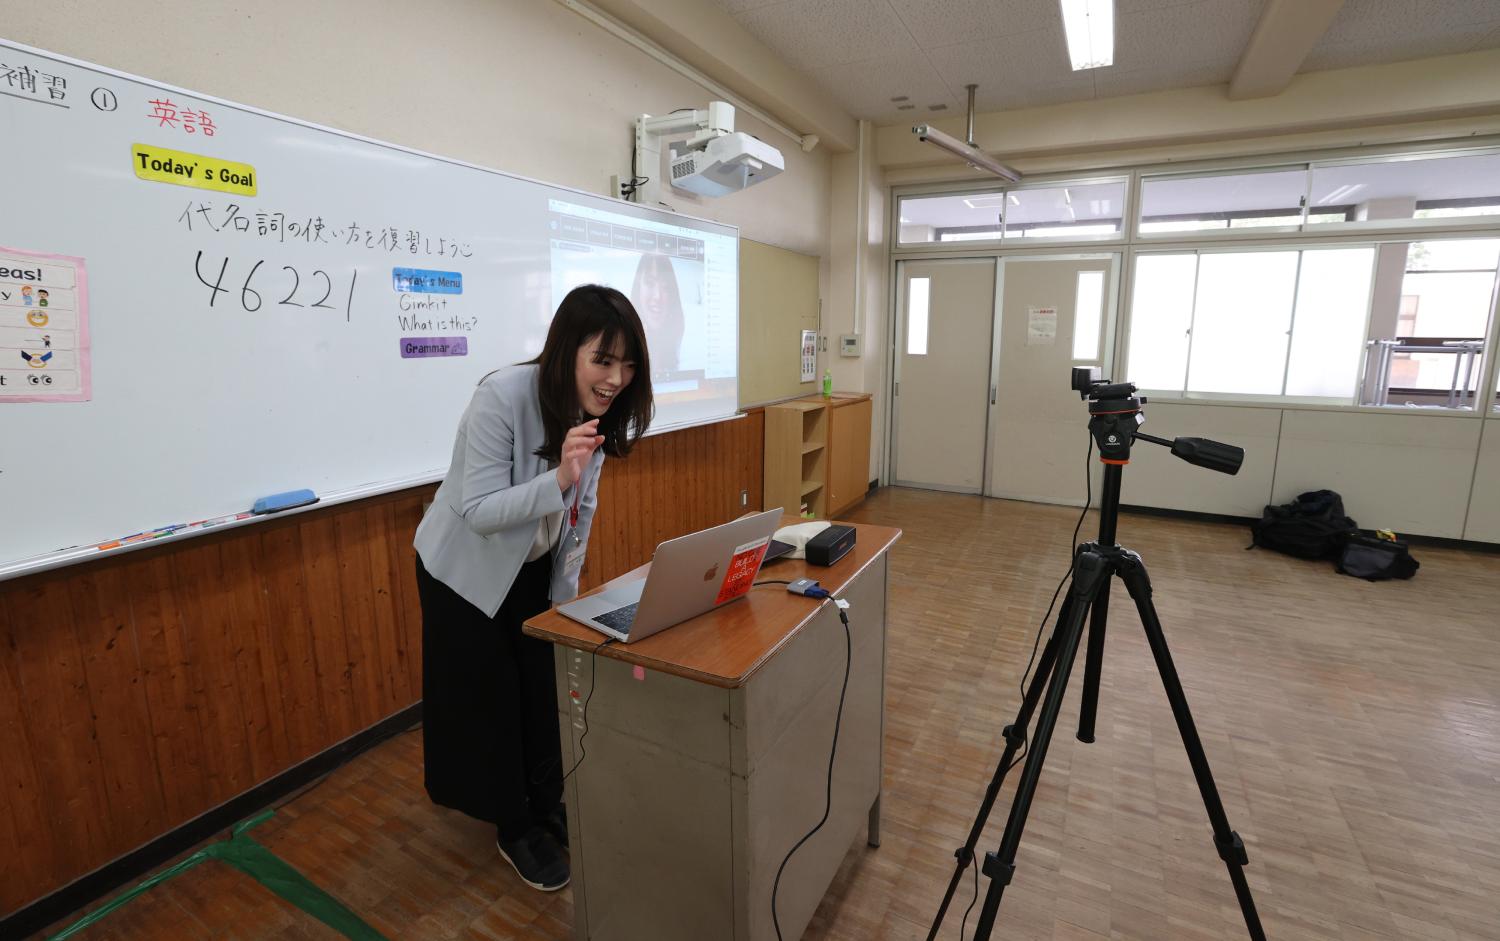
1337, 532, 1420, 581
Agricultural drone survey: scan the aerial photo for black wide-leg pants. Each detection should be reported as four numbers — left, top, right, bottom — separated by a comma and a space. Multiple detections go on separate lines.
416, 554, 562, 841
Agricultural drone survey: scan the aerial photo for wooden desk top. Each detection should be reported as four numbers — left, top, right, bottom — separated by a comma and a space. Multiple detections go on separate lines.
523, 522, 901, 689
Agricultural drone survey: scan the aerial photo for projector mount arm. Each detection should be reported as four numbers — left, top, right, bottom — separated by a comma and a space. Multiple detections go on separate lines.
630, 102, 736, 205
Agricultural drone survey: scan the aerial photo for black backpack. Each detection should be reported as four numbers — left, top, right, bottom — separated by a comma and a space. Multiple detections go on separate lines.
1248, 490, 1358, 560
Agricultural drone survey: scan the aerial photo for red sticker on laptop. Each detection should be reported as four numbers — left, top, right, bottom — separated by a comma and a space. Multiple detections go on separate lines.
715, 536, 770, 605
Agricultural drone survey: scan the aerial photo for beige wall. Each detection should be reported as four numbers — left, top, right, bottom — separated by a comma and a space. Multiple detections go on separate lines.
825, 121, 889, 481
6, 0, 831, 259
1467, 419, 1500, 542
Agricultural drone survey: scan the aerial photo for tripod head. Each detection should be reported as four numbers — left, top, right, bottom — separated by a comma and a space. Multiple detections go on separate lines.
1070, 367, 1243, 475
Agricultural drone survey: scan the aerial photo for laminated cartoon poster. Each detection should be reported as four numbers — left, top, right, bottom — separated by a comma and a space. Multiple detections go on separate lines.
0, 246, 91, 402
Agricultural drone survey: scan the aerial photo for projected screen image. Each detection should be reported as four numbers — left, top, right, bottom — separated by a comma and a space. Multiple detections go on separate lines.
547, 200, 738, 430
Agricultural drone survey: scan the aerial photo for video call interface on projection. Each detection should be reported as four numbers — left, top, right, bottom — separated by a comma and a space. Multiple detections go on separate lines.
548, 199, 739, 428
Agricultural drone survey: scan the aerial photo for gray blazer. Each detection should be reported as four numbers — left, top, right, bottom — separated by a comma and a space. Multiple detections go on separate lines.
414, 364, 605, 617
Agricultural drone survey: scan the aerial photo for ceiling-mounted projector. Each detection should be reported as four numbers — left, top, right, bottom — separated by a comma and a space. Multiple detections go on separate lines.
669, 130, 784, 196
630, 102, 786, 205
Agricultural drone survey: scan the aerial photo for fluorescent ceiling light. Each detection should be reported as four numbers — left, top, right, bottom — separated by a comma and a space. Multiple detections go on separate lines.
912, 125, 1021, 182
963, 195, 1008, 209
1061, 0, 1114, 71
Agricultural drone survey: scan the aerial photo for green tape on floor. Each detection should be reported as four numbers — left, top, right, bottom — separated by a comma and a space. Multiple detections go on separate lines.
48, 811, 389, 941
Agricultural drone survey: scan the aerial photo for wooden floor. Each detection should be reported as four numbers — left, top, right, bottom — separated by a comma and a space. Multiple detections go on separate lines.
34, 488, 1500, 940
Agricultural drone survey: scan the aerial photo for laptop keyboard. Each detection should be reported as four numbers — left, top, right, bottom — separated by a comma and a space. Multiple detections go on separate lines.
592, 602, 639, 635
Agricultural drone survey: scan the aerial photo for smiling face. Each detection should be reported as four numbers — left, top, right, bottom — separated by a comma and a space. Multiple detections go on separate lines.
574, 332, 636, 418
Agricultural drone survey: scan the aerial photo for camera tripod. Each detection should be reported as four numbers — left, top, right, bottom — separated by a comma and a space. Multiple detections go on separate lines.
927, 370, 1266, 941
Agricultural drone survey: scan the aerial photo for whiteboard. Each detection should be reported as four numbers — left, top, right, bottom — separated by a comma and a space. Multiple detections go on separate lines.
0, 39, 741, 577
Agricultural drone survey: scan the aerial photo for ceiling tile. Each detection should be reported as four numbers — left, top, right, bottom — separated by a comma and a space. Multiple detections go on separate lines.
929, 24, 1097, 111
1302, 8, 1500, 72
1303, 21, 1500, 71
1117, 0, 1213, 11
1114, 0, 1265, 74
733, 0, 917, 71
806, 51, 959, 122
1094, 60, 1232, 98
705, 0, 784, 14
884, 0, 1057, 49
1319, 0, 1500, 46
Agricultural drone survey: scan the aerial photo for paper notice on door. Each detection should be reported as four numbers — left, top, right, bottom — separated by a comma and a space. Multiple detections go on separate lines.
1027, 307, 1057, 346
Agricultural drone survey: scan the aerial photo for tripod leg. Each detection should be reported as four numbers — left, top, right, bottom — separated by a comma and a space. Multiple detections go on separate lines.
1076, 578, 1110, 743
971, 550, 1110, 941
925, 594, 1076, 941
1115, 552, 1267, 941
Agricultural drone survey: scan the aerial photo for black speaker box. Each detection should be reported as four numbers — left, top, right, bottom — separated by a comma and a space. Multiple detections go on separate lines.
806, 524, 856, 566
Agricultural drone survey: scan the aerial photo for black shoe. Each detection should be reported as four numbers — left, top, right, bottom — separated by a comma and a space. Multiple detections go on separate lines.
496, 826, 570, 891
540, 804, 568, 849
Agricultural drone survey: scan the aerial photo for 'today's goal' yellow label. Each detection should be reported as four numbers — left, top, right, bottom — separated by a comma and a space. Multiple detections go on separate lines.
131, 143, 258, 196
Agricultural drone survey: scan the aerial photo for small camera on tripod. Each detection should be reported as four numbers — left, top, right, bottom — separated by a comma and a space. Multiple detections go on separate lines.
1070, 365, 1137, 402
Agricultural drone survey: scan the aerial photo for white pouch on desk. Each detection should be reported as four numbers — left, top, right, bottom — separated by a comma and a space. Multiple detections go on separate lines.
772, 521, 831, 560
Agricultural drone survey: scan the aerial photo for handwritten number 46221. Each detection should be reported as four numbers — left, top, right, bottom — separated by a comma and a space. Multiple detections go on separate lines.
194, 251, 357, 321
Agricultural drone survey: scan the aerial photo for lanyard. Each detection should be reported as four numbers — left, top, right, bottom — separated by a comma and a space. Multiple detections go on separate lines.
567, 467, 583, 547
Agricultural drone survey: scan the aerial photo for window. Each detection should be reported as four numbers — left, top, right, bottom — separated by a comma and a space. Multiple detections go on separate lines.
1126, 254, 1196, 391
1307, 152, 1500, 227
1072, 270, 1105, 360
1128, 247, 1376, 402
899, 194, 1002, 245
1139, 169, 1308, 234
1285, 249, 1375, 398
898, 180, 1126, 245
1370, 239, 1499, 407
1186, 252, 1299, 395
1004, 182, 1126, 240
907, 277, 930, 355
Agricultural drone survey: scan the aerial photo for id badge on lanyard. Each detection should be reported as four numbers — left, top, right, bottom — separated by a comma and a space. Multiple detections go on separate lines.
562, 467, 585, 572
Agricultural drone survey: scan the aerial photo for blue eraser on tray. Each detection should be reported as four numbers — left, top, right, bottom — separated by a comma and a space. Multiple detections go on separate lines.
252, 489, 318, 514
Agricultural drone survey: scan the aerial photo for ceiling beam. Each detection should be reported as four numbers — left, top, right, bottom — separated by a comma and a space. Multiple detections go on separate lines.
1229, 0, 1346, 100
876, 49, 1500, 171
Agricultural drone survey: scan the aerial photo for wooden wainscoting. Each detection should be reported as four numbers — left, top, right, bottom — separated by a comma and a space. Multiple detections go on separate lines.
0, 412, 762, 919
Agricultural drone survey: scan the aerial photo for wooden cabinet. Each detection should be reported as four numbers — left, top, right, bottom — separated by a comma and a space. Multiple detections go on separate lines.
763, 393, 873, 519
828, 395, 873, 516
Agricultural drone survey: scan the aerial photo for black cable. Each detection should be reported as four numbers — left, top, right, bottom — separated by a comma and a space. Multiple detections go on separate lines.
940, 433, 1091, 940
957, 735, 1028, 938
771, 605, 851, 941
960, 857, 979, 939
1016, 434, 1094, 704
753, 579, 794, 587
562, 637, 616, 782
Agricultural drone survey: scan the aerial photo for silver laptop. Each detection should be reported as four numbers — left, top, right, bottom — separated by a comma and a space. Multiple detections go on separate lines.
558, 509, 782, 643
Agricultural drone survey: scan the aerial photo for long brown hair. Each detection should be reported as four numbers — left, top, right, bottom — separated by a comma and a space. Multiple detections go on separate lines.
529, 285, 653, 461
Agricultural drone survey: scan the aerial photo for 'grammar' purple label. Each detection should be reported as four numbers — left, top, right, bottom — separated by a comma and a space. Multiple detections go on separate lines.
400, 336, 468, 358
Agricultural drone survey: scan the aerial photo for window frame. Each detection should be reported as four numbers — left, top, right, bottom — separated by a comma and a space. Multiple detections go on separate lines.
889, 138, 1500, 418
1134, 163, 1312, 242
894, 173, 1131, 251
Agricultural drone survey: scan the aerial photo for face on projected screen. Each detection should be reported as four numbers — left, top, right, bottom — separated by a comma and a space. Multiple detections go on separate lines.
630, 253, 685, 374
